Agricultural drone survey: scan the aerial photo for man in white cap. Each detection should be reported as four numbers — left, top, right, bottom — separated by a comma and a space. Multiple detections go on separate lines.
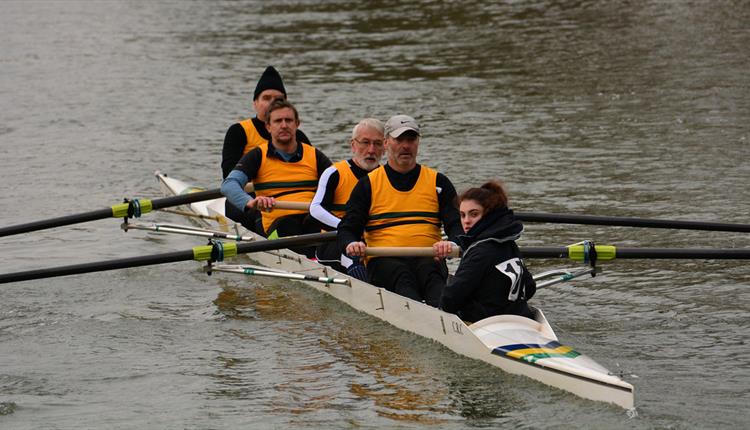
221, 66, 311, 231
337, 115, 462, 306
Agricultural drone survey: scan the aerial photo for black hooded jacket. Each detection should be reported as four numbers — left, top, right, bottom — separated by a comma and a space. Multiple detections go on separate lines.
440, 207, 536, 322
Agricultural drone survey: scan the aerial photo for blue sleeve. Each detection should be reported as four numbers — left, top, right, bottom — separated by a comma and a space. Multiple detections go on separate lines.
221, 170, 252, 211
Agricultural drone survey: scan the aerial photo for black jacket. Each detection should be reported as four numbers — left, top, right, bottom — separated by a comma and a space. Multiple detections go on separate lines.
440, 207, 536, 322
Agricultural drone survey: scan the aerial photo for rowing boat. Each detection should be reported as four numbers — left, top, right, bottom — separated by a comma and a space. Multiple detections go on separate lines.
155, 171, 635, 410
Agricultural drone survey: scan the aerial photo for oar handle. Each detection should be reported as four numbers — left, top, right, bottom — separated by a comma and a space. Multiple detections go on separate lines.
239, 182, 306, 210
267, 201, 310, 211
365, 246, 461, 258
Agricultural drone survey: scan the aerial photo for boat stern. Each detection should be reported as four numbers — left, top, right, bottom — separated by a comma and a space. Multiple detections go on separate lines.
469, 313, 635, 409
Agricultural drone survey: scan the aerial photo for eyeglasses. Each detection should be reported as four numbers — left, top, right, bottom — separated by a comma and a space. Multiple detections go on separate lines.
353, 138, 384, 148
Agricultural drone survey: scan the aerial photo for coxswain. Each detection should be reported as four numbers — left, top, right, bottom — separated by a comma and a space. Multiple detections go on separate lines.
440, 180, 536, 322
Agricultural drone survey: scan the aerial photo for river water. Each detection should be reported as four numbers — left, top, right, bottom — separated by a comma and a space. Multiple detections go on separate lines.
1, 1, 748, 428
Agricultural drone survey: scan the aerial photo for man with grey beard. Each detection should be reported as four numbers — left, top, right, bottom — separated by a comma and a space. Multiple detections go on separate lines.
309, 118, 385, 273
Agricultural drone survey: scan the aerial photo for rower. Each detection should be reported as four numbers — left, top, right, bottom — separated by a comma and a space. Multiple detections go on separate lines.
221, 99, 332, 258
221, 66, 312, 232
337, 115, 462, 306
309, 118, 385, 273
440, 180, 536, 322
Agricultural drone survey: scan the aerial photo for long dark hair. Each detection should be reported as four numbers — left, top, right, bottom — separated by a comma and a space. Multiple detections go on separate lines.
458, 180, 509, 213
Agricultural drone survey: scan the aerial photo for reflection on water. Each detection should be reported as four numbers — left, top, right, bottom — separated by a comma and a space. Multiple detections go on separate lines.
334, 328, 453, 424
213, 281, 263, 320
207, 278, 527, 425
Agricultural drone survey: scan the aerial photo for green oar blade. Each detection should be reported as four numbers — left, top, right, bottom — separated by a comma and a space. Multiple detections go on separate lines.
0, 189, 222, 237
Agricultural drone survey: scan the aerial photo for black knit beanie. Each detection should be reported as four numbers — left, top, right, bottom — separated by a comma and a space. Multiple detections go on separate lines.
253, 66, 287, 100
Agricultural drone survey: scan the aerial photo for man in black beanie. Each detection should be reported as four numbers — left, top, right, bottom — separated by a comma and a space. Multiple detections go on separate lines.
221, 66, 311, 231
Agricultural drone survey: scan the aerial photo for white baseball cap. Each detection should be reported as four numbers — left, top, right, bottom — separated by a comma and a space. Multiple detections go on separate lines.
384, 115, 421, 138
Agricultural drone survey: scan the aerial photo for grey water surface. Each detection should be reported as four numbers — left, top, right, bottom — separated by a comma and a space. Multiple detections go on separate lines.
1, 1, 749, 429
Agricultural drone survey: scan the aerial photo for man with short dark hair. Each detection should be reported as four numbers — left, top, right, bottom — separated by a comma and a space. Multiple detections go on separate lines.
221, 100, 331, 257
337, 115, 462, 306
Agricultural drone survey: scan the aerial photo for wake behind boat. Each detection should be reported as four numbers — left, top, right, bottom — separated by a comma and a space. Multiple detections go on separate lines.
155, 171, 635, 410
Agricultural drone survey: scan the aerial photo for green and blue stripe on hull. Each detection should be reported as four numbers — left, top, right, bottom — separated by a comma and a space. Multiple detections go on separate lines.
493, 340, 581, 363
492, 340, 634, 396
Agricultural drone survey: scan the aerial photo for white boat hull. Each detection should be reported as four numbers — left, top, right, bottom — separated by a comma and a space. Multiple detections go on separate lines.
155, 172, 635, 409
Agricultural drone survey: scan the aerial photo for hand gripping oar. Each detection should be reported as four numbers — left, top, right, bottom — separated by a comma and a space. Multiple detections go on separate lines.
0, 231, 337, 284
0, 189, 223, 237
516, 211, 750, 233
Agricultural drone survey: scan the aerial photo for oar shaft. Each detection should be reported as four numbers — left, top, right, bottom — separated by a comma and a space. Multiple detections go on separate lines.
0, 189, 223, 237
520, 246, 750, 260
149, 189, 222, 210
0, 231, 337, 284
0, 208, 114, 237
234, 231, 336, 254
0, 251, 195, 284
516, 212, 750, 233
614, 248, 750, 259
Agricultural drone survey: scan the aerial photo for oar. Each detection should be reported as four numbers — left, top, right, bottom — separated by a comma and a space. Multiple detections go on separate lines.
184, 199, 750, 232
242, 204, 750, 230
521, 245, 750, 260
0, 189, 223, 237
364, 245, 750, 260
516, 211, 750, 233
0, 231, 336, 284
